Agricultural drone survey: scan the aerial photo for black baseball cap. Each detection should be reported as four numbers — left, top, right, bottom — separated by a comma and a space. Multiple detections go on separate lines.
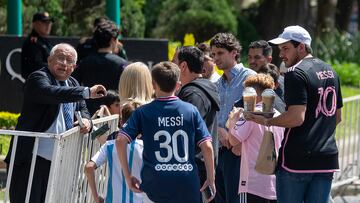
32, 12, 54, 22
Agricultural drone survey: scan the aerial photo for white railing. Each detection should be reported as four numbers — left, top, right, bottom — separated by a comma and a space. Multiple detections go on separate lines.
332, 95, 360, 189
0, 114, 119, 203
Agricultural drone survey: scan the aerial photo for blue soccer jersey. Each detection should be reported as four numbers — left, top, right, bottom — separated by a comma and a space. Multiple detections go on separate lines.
121, 96, 211, 203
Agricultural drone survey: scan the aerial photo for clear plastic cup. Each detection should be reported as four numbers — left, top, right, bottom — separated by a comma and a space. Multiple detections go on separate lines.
243, 87, 257, 112
261, 89, 276, 112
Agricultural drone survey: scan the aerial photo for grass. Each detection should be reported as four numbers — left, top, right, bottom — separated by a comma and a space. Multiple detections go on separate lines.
341, 85, 360, 98
335, 85, 360, 139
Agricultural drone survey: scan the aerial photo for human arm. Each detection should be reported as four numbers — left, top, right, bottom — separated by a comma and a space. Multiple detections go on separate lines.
199, 141, 216, 202
115, 134, 142, 193
218, 127, 231, 149
227, 107, 243, 146
84, 161, 104, 203
336, 109, 342, 125
74, 97, 93, 134
24, 71, 107, 104
246, 68, 307, 127
85, 144, 108, 203
244, 105, 306, 128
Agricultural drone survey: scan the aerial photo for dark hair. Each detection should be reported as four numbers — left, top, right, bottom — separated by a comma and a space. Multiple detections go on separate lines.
121, 100, 143, 124
151, 62, 180, 93
258, 63, 279, 84
93, 17, 108, 28
210, 33, 242, 60
289, 40, 312, 54
177, 46, 204, 74
249, 40, 272, 57
102, 90, 120, 107
196, 43, 211, 56
289, 40, 300, 48
93, 20, 119, 49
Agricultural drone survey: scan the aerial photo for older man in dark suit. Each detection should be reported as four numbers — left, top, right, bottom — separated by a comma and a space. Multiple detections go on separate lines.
5, 43, 107, 203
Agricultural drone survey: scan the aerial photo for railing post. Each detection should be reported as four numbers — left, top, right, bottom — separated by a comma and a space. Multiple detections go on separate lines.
24, 137, 39, 203
4, 136, 18, 203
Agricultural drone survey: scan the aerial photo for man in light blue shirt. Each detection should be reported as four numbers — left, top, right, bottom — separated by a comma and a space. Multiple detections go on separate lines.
210, 33, 256, 203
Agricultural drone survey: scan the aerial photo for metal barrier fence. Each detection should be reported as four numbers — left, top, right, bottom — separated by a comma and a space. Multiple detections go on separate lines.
332, 95, 360, 189
0, 114, 119, 203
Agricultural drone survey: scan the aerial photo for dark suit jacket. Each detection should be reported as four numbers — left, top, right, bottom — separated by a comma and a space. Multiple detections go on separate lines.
5, 67, 91, 165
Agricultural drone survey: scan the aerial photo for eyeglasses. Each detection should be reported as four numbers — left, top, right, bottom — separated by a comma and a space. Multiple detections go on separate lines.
55, 55, 76, 66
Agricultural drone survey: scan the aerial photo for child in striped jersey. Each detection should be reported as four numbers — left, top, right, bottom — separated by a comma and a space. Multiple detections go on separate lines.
85, 100, 146, 203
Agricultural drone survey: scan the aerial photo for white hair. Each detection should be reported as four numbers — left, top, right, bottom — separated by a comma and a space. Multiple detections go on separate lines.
50, 43, 78, 62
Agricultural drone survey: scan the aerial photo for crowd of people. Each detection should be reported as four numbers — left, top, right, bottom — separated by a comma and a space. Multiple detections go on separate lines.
5, 11, 343, 203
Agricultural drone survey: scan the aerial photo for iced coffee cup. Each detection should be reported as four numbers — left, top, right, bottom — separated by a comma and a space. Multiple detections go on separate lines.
262, 89, 275, 112
243, 87, 257, 112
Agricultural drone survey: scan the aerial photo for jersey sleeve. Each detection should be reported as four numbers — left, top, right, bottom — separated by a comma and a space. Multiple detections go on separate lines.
284, 69, 308, 106
193, 108, 211, 146
336, 76, 343, 109
120, 109, 142, 142
91, 142, 108, 167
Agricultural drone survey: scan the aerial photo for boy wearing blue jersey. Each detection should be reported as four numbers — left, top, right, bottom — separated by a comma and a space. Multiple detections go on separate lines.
116, 62, 216, 203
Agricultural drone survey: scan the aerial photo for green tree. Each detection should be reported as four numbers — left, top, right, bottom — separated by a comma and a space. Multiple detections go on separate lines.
121, 0, 146, 38
143, 0, 163, 37
0, 0, 6, 34
152, 0, 237, 42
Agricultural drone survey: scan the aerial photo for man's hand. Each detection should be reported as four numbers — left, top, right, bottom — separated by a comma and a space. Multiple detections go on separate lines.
95, 196, 104, 203
231, 144, 241, 156
226, 107, 243, 129
244, 112, 267, 126
218, 127, 231, 149
125, 176, 143, 193
90, 85, 107, 99
200, 179, 216, 202
74, 118, 91, 134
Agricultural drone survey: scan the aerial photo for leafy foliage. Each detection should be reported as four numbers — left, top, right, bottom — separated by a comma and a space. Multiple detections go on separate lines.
313, 31, 360, 64
143, 0, 164, 37
152, 0, 237, 42
333, 63, 360, 87
120, 0, 146, 38
236, 15, 260, 60
0, 112, 19, 129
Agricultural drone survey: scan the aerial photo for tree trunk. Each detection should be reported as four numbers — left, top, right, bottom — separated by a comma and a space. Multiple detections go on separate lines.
335, 0, 353, 32
317, 0, 337, 36
256, 0, 315, 41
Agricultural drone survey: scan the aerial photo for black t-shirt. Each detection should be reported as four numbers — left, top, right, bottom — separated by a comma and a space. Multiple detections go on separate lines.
72, 52, 127, 115
279, 57, 343, 171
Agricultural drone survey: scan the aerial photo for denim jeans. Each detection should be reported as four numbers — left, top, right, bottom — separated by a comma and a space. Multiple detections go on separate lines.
276, 168, 333, 203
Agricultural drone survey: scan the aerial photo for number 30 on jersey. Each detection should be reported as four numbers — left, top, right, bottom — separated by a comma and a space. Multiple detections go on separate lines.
154, 130, 189, 163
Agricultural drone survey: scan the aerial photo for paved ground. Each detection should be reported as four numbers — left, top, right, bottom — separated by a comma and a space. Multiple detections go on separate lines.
332, 181, 360, 203
333, 196, 360, 203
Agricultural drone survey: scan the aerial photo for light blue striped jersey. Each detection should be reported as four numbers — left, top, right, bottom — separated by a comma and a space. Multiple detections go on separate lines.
91, 139, 143, 203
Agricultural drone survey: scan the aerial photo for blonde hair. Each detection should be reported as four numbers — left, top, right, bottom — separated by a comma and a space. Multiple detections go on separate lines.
244, 73, 275, 91
119, 62, 153, 103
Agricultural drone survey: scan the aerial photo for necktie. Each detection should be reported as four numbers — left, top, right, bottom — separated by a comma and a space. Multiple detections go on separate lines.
59, 81, 74, 130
